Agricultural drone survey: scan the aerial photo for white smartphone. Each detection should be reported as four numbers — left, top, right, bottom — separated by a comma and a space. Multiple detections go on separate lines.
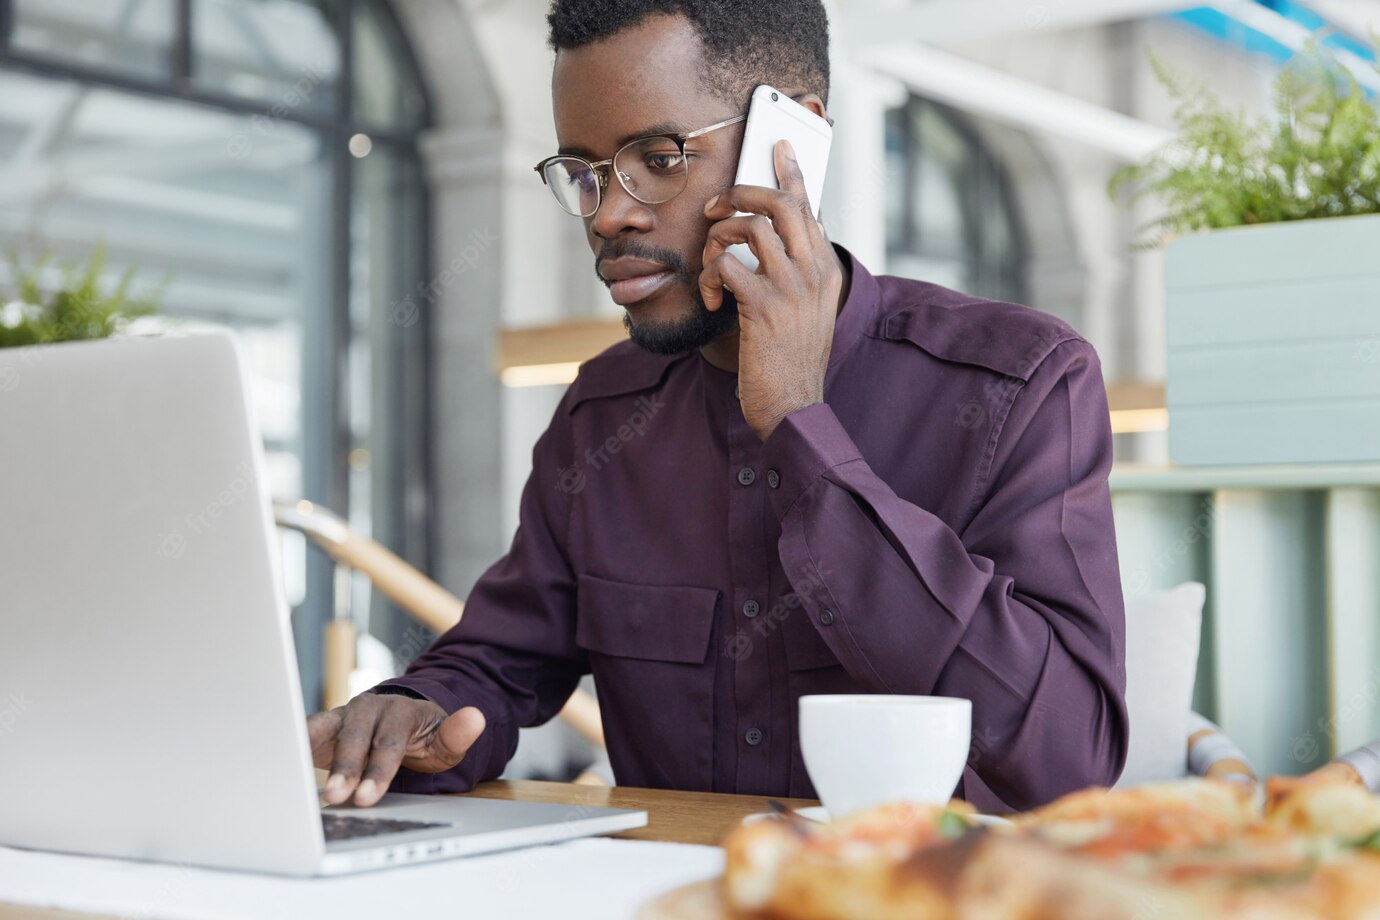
724, 83, 833, 275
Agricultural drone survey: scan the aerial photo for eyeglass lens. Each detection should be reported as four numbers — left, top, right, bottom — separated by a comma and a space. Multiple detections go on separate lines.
543, 136, 690, 216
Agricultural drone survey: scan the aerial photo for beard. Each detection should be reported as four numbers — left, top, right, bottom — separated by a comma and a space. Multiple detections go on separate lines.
624, 283, 739, 356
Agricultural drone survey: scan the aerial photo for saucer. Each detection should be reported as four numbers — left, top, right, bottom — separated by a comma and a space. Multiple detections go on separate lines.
742, 805, 1012, 826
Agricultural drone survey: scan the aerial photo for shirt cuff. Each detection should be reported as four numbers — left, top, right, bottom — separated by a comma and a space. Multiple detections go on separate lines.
370, 676, 465, 714
1337, 744, 1380, 794
365, 676, 507, 794
761, 402, 863, 519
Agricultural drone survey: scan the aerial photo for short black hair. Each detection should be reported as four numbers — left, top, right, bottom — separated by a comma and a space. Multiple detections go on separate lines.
546, 0, 830, 109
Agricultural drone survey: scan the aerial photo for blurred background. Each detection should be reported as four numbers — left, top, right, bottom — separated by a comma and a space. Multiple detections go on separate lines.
2, 0, 1378, 782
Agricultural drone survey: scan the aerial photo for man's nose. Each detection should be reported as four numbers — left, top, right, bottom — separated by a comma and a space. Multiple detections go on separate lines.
591, 169, 655, 239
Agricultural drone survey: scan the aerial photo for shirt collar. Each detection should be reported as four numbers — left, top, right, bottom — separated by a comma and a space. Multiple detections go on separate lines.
827, 240, 881, 371
574, 240, 882, 412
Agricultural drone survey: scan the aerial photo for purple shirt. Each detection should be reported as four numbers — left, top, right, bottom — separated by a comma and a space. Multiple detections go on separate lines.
374, 241, 1128, 813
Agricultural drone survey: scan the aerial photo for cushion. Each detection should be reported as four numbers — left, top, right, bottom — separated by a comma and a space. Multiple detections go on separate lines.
1115, 582, 1205, 787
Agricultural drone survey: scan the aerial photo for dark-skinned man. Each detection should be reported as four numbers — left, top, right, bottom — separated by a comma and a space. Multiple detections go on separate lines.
307, 0, 1130, 815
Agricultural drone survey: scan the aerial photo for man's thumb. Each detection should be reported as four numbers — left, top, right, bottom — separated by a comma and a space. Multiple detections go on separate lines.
429, 705, 486, 765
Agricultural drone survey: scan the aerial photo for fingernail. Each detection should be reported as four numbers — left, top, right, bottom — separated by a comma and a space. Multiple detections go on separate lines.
704, 194, 719, 213
325, 774, 344, 798
357, 779, 376, 802
783, 141, 796, 161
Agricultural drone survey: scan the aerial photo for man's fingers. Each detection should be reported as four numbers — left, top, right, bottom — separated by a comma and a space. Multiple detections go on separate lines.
321, 698, 383, 805
697, 251, 758, 313
702, 215, 787, 279
306, 708, 344, 769
703, 140, 817, 259
351, 702, 421, 807
773, 139, 829, 257
405, 705, 487, 773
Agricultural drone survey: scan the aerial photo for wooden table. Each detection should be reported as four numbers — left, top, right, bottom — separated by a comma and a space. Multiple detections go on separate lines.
465, 779, 817, 846
0, 781, 817, 919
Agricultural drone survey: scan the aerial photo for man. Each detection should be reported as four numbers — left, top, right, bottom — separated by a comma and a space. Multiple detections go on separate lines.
307, 0, 1129, 814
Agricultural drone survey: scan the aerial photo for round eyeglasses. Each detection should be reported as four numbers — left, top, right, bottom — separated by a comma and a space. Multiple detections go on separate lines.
533, 113, 747, 218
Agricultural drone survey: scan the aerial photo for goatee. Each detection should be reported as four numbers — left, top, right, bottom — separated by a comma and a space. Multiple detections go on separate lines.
624, 286, 739, 356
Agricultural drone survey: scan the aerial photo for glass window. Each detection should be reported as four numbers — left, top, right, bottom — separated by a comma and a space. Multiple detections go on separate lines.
347, 142, 427, 647
0, 1, 430, 711
11, 0, 175, 78
192, 0, 341, 115
352, 0, 426, 130
0, 68, 322, 565
885, 97, 1028, 304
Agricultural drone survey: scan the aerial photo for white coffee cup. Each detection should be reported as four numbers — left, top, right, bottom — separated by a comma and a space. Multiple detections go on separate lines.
799, 694, 972, 818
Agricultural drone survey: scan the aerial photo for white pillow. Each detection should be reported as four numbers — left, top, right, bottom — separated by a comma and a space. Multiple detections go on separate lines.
1115, 582, 1205, 787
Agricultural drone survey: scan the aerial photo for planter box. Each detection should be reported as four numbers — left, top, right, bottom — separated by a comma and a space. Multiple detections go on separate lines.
1166, 213, 1380, 466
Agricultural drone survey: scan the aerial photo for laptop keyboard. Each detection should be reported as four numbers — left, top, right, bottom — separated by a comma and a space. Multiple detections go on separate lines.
322, 813, 452, 841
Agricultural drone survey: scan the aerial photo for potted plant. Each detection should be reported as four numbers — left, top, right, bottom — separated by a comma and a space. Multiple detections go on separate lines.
1, 245, 164, 350
1112, 40, 1380, 466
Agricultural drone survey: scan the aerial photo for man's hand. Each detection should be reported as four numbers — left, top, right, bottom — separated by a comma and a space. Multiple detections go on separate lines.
306, 692, 487, 807
700, 138, 844, 442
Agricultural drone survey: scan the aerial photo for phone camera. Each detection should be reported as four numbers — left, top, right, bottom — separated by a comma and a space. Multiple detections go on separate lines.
770, 92, 778, 101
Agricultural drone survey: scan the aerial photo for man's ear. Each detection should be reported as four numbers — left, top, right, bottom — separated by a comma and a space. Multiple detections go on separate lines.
791, 93, 831, 125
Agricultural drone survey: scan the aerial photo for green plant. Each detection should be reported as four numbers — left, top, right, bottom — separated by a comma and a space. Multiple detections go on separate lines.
0, 244, 165, 348
1110, 37, 1380, 247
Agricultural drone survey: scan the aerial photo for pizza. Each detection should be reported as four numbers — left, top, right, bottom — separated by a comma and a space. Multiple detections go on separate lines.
714, 777, 1380, 920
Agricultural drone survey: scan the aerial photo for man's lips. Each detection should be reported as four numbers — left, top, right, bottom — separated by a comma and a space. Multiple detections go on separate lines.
608, 269, 675, 306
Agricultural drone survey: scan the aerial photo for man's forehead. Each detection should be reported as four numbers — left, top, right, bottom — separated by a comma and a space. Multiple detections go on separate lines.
550, 15, 719, 157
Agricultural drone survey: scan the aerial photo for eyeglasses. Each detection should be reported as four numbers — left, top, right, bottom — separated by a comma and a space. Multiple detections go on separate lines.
533, 113, 748, 218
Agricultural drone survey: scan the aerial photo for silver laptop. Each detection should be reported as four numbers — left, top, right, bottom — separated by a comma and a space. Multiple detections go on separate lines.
0, 329, 645, 876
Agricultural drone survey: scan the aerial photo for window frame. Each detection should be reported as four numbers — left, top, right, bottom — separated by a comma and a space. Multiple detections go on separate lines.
885, 95, 1030, 305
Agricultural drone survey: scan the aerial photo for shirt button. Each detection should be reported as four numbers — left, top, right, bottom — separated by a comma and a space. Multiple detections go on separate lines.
742, 599, 760, 618
745, 728, 764, 746
820, 608, 835, 626
737, 467, 756, 486
766, 469, 780, 489
734, 384, 741, 400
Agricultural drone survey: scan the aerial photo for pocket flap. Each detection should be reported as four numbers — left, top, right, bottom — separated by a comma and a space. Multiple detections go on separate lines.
576, 574, 720, 664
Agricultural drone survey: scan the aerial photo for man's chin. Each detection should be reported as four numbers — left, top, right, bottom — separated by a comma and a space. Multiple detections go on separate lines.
623, 294, 738, 356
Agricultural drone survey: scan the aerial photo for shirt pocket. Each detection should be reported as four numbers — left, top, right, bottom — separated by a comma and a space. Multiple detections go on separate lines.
575, 573, 720, 791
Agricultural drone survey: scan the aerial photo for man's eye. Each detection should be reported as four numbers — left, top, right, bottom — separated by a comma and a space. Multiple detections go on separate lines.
644, 152, 685, 173
566, 170, 597, 192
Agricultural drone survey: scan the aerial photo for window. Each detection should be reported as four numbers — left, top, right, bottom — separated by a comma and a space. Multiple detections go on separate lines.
885, 97, 1028, 304
0, 0, 432, 709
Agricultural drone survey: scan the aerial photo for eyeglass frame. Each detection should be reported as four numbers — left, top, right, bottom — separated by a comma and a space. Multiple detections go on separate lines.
532, 112, 750, 217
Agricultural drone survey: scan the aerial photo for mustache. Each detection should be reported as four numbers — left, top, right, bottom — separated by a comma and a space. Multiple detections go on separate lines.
595, 245, 688, 278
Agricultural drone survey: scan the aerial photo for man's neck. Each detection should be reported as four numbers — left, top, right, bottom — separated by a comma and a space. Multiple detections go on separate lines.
699, 245, 851, 375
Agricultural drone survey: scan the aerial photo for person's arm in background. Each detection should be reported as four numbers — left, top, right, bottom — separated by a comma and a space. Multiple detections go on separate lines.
308, 386, 589, 804
1315, 741, 1379, 791
762, 337, 1129, 811
1186, 711, 1257, 785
